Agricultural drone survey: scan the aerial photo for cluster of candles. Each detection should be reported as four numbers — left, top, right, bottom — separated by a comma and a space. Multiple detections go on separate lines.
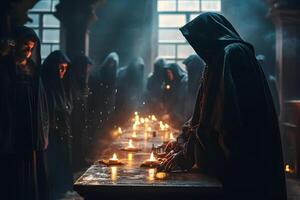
98, 112, 176, 181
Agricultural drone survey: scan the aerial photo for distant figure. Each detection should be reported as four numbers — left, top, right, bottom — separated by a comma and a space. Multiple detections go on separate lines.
145, 57, 166, 116
87, 52, 118, 158
256, 54, 280, 115
115, 57, 144, 124
42, 50, 73, 200
0, 26, 49, 200
70, 55, 93, 171
162, 63, 188, 128
183, 54, 206, 115
160, 13, 287, 200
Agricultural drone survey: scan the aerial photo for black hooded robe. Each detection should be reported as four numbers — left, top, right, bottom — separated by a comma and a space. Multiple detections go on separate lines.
115, 57, 145, 124
86, 52, 118, 159
145, 58, 166, 116
162, 63, 189, 128
70, 55, 93, 171
0, 26, 49, 200
179, 13, 287, 199
42, 50, 73, 200
183, 54, 206, 116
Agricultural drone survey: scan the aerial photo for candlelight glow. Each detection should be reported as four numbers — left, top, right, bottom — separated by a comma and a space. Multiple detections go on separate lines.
145, 118, 149, 123
170, 132, 174, 140
118, 127, 122, 134
128, 139, 135, 148
147, 127, 152, 132
151, 115, 157, 121
111, 166, 117, 181
140, 118, 145, 124
132, 132, 137, 138
110, 153, 118, 161
166, 84, 171, 90
285, 165, 293, 173
128, 153, 133, 161
134, 111, 138, 116
148, 168, 156, 181
133, 124, 137, 131
148, 152, 157, 162
165, 124, 169, 129
160, 121, 165, 131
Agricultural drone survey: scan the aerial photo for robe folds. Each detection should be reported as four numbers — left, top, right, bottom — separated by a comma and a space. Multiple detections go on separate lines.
179, 12, 287, 200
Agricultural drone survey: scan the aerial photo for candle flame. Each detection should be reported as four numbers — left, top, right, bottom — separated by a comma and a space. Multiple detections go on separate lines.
134, 111, 138, 116
145, 118, 149, 123
285, 165, 292, 173
140, 118, 145, 124
118, 127, 122, 134
148, 152, 156, 162
128, 139, 135, 148
151, 115, 157, 121
166, 84, 171, 90
110, 153, 118, 161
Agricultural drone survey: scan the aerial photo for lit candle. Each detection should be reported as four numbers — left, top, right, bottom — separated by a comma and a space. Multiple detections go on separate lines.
118, 127, 122, 134
128, 139, 135, 148
132, 131, 137, 138
166, 84, 171, 90
148, 152, 156, 162
151, 115, 157, 121
109, 153, 118, 161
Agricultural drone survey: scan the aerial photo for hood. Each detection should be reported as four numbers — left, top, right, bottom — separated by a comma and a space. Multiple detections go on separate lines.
180, 12, 250, 59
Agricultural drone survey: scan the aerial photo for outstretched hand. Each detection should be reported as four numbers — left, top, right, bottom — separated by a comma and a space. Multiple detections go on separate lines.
158, 151, 184, 172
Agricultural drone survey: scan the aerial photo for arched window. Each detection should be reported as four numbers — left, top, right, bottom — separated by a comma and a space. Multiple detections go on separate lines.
157, 0, 221, 68
25, 0, 60, 61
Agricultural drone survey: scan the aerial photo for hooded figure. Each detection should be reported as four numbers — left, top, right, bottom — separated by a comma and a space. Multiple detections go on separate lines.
162, 63, 188, 128
70, 55, 93, 171
87, 52, 118, 142
183, 54, 206, 116
42, 50, 73, 200
145, 58, 166, 115
0, 26, 49, 200
115, 57, 144, 124
160, 13, 286, 200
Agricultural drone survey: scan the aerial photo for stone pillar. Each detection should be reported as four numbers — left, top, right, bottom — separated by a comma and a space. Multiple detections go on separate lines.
54, 0, 103, 59
268, 0, 300, 177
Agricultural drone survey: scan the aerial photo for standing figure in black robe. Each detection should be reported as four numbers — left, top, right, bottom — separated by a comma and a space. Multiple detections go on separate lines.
162, 63, 188, 128
42, 50, 73, 200
0, 26, 49, 200
144, 58, 166, 116
183, 54, 205, 116
115, 57, 144, 124
86, 52, 118, 159
70, 55, 93, 171
160, 13, 287, 200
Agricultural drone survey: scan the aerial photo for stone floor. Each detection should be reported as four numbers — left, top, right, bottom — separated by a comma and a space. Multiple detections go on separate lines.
60, 178, 300, 200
